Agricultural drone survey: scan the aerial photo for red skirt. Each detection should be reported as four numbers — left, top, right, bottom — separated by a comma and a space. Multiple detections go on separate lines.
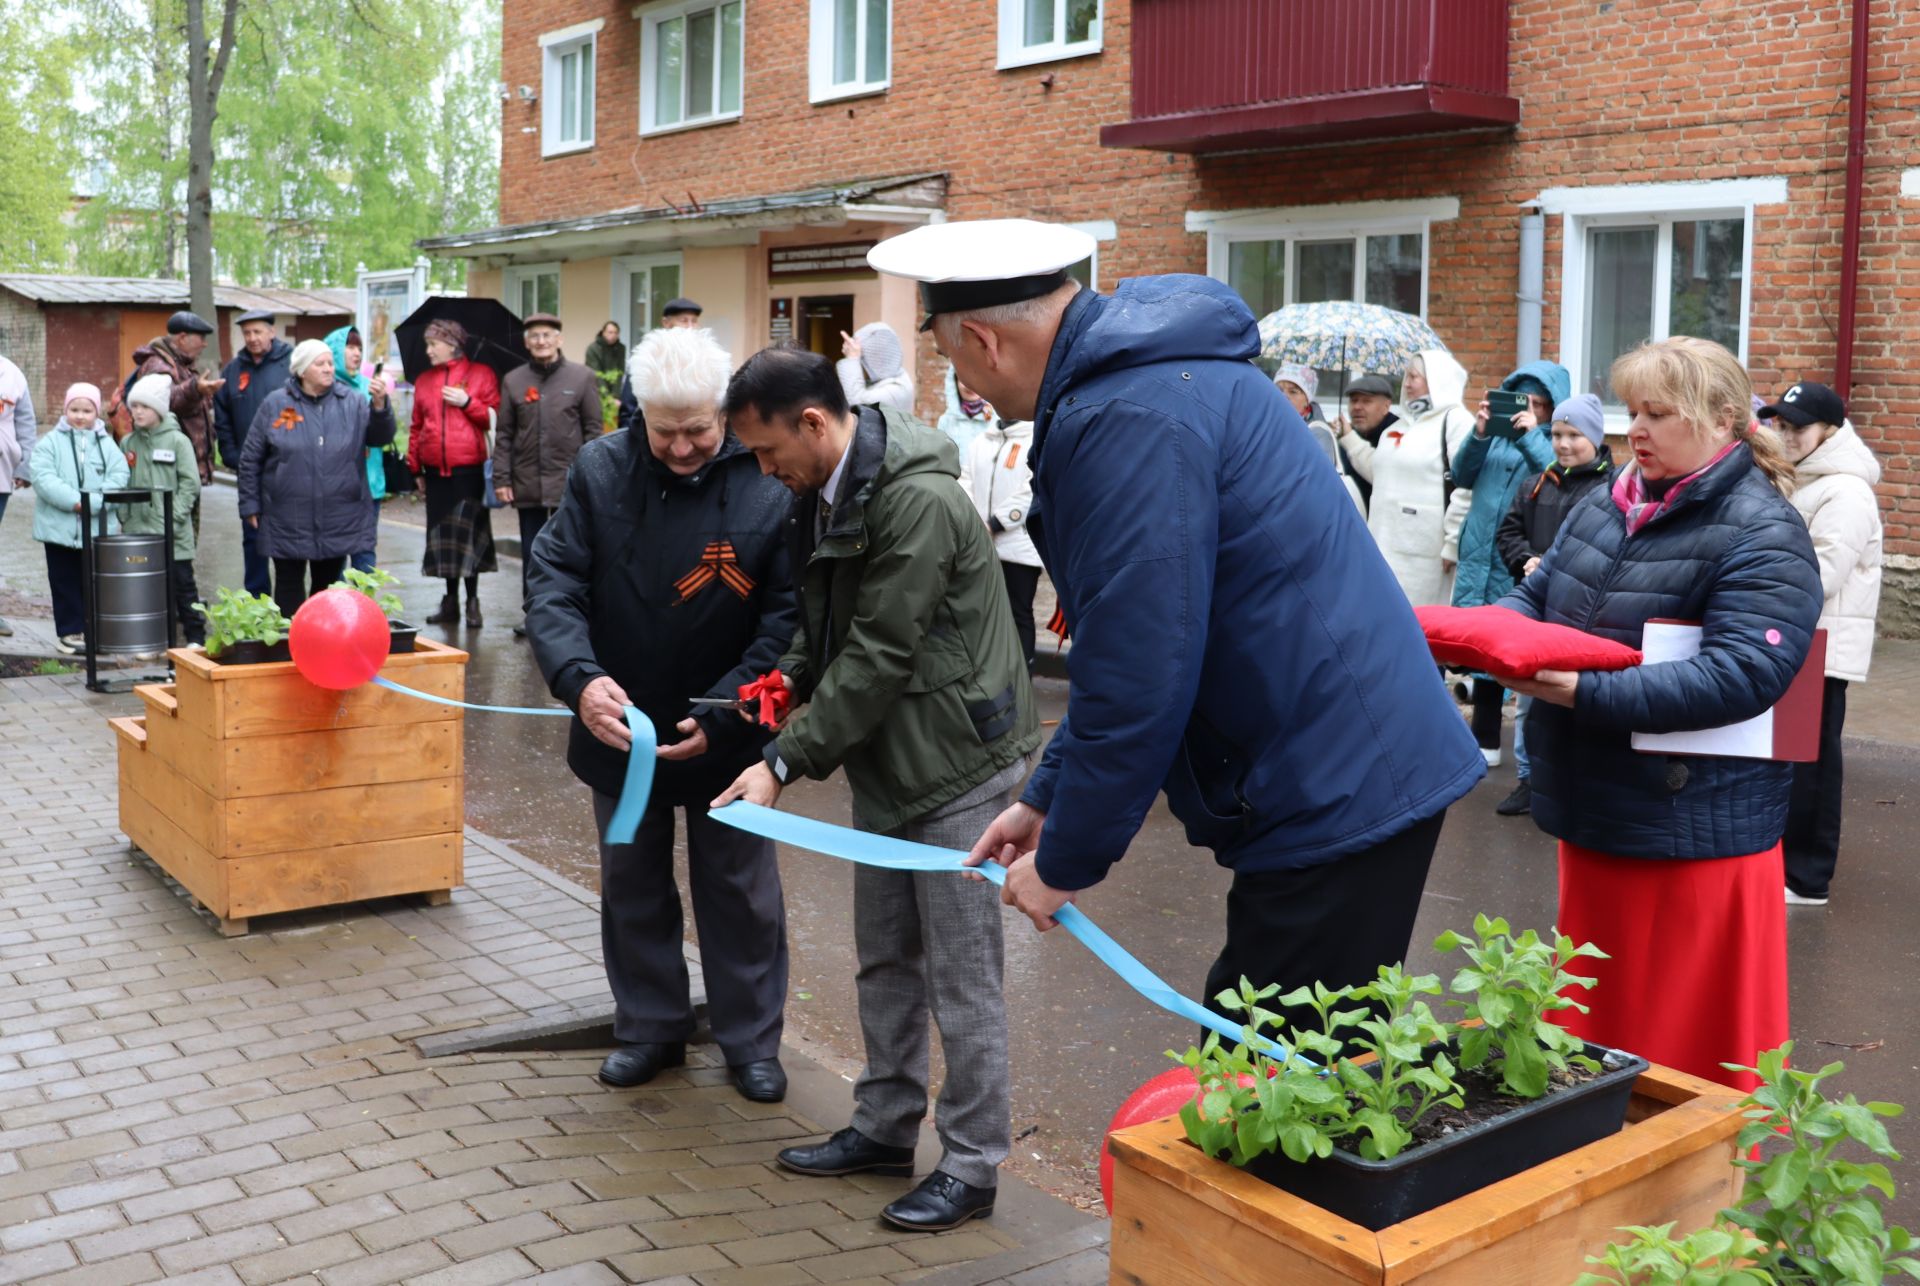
1556, 841, 1788, 1093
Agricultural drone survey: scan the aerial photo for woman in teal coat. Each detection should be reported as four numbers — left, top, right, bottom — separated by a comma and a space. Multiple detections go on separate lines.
1450, 359, 1570, 769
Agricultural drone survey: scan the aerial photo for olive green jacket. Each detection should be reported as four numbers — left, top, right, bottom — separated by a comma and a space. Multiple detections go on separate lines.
771, 406, 1038, 832
120, 414, 200, 561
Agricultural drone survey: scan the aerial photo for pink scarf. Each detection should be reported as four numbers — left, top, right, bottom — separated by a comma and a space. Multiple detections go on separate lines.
1611, 441, 1739, 537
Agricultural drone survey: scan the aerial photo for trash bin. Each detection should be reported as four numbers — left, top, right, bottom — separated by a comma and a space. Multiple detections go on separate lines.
91, 531, 171, 655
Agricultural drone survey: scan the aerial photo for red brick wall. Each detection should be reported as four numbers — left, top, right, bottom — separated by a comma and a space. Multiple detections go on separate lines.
44, 307, 124, 414
495, 0, 1920, 562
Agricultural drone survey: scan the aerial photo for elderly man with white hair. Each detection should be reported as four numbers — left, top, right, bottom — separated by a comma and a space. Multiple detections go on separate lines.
526, 326, 798, 1104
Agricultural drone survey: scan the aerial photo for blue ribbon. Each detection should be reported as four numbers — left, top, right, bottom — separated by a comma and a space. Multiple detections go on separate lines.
371, 677, 655, 845
709, 801, 1296, 1061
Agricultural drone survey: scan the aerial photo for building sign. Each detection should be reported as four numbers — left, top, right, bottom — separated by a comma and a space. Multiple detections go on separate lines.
769, 297, 794, 346
769, 242, 878, 278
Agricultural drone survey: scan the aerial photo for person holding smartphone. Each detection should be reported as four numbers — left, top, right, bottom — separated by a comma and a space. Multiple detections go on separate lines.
1449, 360, 1568, 769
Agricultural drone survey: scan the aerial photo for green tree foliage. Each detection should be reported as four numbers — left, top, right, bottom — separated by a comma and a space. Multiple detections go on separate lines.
0, 10, 82, 271
61, 0, 500, 286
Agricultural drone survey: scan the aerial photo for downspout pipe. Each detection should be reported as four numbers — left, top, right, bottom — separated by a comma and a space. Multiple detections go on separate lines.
1516, 204, 1544, 367
1836, 0, 1870, 399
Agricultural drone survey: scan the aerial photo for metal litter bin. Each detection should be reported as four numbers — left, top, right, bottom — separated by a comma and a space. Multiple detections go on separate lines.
90, 531, 170, 654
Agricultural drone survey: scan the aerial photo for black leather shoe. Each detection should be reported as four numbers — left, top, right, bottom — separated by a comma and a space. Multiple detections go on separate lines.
731, 1058, 787, 1103
597, 1043, 684, 1088
777, 1127, 915, 1178
881, 1171, 995, 1231
1495, 780, 1532, 817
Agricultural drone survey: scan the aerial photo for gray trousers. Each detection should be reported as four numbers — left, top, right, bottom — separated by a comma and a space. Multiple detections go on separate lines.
593, 791, 788, 1064
849, 761, 1023, 1189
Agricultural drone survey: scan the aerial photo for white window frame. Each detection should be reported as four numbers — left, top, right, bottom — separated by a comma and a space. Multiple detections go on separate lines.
1539, 178, 1782, 426
609, 253, 687, 342
808, 0, 891, 104
1064, 219, 1116, 290
1191, 198, 1456, 318
539, 20, 603, 157
503, 262, 563, 320
637, 0, 745, 137
997, 0, 1103, 70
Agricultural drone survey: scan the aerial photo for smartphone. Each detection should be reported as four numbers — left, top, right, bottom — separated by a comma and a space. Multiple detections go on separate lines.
1486, 389, 1529, 439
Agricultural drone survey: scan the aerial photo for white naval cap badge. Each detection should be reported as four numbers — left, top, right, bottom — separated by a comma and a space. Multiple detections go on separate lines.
867, 219, 1097, 332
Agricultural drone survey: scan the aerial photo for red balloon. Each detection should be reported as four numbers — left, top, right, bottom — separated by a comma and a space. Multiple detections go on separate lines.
1099, 1066, 1200, 1213
290, 588, 390, 690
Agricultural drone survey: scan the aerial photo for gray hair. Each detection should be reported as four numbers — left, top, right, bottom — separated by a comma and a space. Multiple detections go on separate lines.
628, 326, 733, 411
931, 280, 1081, 350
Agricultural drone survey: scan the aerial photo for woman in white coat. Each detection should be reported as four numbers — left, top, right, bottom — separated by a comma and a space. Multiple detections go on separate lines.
1340, 349, 1475, 606
956, 415, 1043, 670
1763, 381, 1883, 907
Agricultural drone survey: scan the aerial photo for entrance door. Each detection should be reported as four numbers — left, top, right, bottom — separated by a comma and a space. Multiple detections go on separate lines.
612, 255, 683, 340
799, 296, 854, 358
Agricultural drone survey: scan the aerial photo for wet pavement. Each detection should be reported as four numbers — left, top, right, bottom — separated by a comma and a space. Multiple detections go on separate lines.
5, 480, 1915, 1228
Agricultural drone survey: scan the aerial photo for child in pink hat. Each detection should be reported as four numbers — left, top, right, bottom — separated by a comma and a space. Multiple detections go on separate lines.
26, 384, 129, 652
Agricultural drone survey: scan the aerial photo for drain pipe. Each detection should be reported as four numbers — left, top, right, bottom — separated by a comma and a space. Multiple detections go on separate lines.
1835, 0, 1869, 398
1516, 203, 1545, 366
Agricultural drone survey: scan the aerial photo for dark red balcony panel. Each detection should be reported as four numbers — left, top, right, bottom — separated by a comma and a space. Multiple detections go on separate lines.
1102, 0, 1519, 153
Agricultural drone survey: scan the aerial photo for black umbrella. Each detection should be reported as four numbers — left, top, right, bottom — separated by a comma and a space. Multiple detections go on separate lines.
393, 296, 530, 383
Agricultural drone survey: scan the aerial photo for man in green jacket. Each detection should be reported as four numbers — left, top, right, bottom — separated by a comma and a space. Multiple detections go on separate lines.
715, 346, 1038, 1233
122, 373, 204, 646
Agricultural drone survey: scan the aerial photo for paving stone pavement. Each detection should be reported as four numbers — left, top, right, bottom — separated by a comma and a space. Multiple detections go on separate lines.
0, 672, 1089, 1285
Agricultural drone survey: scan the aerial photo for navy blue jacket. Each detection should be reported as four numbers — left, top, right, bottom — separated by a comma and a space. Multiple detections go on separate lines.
212, 339, 292, 469
236, 380, 396, 560
1500, 444, 1822, 859
1020, 277, 1485, 890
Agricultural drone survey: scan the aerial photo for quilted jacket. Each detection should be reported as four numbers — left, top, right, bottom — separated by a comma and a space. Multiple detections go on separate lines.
1499, 443, 1822, 858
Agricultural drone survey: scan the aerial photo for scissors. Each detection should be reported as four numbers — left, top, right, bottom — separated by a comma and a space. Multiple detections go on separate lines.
687, 696, 748, 711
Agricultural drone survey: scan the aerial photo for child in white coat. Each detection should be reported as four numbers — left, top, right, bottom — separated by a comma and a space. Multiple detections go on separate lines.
1761, 380, 1882, 907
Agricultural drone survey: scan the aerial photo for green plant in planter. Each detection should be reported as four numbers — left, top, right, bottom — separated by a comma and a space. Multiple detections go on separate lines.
330, 566, 405, 619
1434, 914, 1606, 1098
193, 588, 293, 657
1573, 1222, 1776, 1285
1574, 1044, 1919, 1286
1337, 966, 1464, 1160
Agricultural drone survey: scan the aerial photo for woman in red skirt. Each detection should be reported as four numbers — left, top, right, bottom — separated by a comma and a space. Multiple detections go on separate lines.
1494, 338, 1823, 1092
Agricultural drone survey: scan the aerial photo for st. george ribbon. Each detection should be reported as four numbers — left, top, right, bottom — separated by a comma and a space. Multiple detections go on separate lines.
709, 801, 1298, 1063
369, 678, 656, 846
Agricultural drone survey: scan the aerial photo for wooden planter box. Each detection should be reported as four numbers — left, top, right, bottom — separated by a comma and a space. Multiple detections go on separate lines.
110, 640, 468, 936
1107, 1062, 1745, 1285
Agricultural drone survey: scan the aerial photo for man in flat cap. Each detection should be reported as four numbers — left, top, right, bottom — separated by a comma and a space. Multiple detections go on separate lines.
493, 312, 603, 637
131, 311, 223, 487
214, 309, 292, 594
617, 299, 704, 432
867, 220, 1485, 1044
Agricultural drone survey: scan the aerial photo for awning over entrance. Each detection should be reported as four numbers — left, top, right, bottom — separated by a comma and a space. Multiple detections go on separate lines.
418, 173, 948, 266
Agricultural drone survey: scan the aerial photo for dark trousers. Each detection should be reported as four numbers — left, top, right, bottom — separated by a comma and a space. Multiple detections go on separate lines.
351, 500, 380, 575
1203, 811, 1446, 1045
240, 516, 271, 596
1785, 678, 1849, 898
518, 506, 554, 603
44, 544, 87, 638
1470, 679, 1505, 752
170, 560, 203, 645
593, 791, 788, 1064
1001, 561, 1041, 670
272, 556, 347, 621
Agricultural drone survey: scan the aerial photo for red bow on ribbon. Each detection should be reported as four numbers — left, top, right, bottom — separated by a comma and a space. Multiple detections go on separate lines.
737, 671, 791, 730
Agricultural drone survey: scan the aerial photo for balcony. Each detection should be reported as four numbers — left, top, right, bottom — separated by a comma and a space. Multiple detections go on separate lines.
1101, 0, 1519, 154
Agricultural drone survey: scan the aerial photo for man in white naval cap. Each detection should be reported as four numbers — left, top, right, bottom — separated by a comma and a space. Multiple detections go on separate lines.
866, 221, 1486, 1042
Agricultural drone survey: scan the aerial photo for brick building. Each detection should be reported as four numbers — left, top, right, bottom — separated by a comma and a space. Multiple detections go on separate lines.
424, 0, 1920, 619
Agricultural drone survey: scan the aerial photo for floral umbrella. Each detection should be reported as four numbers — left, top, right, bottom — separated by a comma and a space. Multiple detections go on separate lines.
1256, 301, 1447, 393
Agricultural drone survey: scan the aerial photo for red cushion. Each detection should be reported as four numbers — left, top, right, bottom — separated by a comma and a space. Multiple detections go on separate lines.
1414, 605, 1642, 678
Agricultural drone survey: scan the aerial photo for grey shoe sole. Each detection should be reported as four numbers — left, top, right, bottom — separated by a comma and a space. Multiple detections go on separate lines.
776, 1154, 914, 1179
879, 1202, 994, 1232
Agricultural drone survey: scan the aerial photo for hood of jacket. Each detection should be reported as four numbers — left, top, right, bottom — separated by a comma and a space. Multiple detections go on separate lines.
1409, 347, 1469, 417
323, 327, 368, 394
131, 337, 188, 374
859, 404, 958, 498
1548, 452, 1613, 485
129, 410, 184, 442
1039, 278, 1258, 417
1501, 359, 1572, 408
1796, 420, 1880, 487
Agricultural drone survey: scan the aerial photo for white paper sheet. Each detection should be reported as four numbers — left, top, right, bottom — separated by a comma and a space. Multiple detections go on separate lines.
1630, 622, 1776, 759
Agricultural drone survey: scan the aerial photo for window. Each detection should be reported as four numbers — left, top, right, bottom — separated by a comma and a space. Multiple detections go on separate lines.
504, 264, 561, 319
611, 255, 684, 340
1063, 219, 1116, 290
1538, 179, 1777, 411
998, 0, 1102, 69
809, 0, 889, 103
539, 21, 601, 156
1192, 198, 1454, 409
640, 0, 744, 134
